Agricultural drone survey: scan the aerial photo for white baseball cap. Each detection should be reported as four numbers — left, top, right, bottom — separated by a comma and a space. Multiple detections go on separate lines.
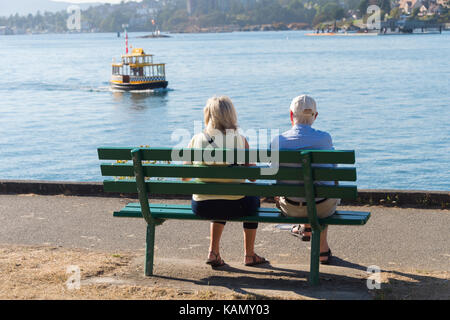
290, 95, 317, 117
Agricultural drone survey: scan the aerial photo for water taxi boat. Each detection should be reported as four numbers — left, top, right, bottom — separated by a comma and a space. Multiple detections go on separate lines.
110, 48, 168, 91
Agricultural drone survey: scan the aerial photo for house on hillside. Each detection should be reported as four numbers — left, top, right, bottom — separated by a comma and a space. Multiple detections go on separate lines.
437, 0, 450, 8
399, 0, 423, 13
0, 26, 13, 35
399, 0, 447, 14
186, 0, 257, 15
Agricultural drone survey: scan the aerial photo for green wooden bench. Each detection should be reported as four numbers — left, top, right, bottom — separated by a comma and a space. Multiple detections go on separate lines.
98, 147, 371, 285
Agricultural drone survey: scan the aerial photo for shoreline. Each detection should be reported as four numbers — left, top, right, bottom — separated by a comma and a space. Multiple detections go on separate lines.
0, 28, 311, 37
3, 29, 449, 38
0, 180, 448, 209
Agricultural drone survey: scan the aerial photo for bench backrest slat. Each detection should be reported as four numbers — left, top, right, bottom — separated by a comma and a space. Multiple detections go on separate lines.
103, 180, 358, 199
100, 164, 357, 182
98, 147, 355, 164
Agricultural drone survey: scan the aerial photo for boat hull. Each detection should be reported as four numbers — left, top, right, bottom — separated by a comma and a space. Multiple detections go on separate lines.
110, 81, 168, 91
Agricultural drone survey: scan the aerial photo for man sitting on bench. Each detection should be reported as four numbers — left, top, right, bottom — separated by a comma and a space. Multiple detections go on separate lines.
273, 95, 340, 265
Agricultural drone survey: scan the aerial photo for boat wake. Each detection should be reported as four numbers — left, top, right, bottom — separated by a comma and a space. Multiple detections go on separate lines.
83, 86, 112, 93
1, 80, 172, 94
1, 81, 115, 93
110, 87, 173, 94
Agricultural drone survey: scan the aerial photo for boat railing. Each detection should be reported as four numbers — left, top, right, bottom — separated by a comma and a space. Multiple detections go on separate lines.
129, 75, 166, 82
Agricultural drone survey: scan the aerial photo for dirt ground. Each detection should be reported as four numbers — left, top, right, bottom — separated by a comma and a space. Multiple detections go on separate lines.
0, 245, 448, 300
0, 245, 250, 300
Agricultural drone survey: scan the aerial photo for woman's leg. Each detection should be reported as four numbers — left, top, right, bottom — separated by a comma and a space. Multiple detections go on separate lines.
244, 227, 256, 255
209, 222, 225, 259
240, 197, 267, 265
243, 227, 267, 265
192, 200, 226, 264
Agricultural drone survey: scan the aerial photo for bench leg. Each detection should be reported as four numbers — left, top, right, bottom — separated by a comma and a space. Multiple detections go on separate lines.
309, 229, 321, 286
145, 223, 156, 276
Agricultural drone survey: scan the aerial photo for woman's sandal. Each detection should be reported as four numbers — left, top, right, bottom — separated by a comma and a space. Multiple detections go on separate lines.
320, 249, 332, 265
290, 225, 312, 242
206, 251, 226, 268
245, 254, 269, 267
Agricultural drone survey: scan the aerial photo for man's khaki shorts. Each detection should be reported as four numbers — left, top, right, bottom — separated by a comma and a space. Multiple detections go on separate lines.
279, 197, 340, 218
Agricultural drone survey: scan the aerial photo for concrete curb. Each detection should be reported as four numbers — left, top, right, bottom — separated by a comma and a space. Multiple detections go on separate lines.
344, 189, 449, 209
0, 180, 448, 209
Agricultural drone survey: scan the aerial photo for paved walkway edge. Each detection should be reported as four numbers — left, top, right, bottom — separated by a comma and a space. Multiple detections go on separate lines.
0, 180, 448, 209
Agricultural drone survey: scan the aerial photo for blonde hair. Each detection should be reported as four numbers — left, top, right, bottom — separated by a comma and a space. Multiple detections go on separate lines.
204, 96, 238, 134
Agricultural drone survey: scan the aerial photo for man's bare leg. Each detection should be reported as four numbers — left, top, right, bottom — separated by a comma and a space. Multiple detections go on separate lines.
294, 224, 330, 262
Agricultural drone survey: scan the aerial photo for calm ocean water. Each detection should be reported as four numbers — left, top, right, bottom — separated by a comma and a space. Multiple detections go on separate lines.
0, 31, 449, 190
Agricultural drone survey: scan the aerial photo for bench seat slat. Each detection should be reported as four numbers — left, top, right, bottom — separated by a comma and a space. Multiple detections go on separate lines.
114, 204, 370, 225
126, 203, 370, 217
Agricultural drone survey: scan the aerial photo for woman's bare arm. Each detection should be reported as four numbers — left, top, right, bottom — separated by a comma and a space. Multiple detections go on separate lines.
244, 138, 256, 182
182, 138, 194, 182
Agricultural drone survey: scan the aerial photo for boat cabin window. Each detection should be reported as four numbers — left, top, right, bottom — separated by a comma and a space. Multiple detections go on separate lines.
112, 66, 122, 75
131, 67, 144, 76
156, 65, 164, 76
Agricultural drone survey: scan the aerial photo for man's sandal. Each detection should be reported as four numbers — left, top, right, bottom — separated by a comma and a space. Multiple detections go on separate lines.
320, 249, 332, 265
206, 252, 226, 268
245, 254, 269, 267
290, 225, 312, 242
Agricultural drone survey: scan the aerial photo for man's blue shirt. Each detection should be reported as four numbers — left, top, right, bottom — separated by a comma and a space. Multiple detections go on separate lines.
271, 124, 335, 202
273, 124, 334, 151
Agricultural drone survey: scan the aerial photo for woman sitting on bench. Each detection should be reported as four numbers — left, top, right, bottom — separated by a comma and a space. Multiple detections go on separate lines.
183, 96, 269, 268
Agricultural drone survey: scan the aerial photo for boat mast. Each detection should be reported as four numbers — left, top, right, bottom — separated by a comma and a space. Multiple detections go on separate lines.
122, 24, 129, 54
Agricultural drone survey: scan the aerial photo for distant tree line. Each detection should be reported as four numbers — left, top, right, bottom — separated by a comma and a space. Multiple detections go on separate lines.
157, 0, 357, 30
0, 0, 448, 34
